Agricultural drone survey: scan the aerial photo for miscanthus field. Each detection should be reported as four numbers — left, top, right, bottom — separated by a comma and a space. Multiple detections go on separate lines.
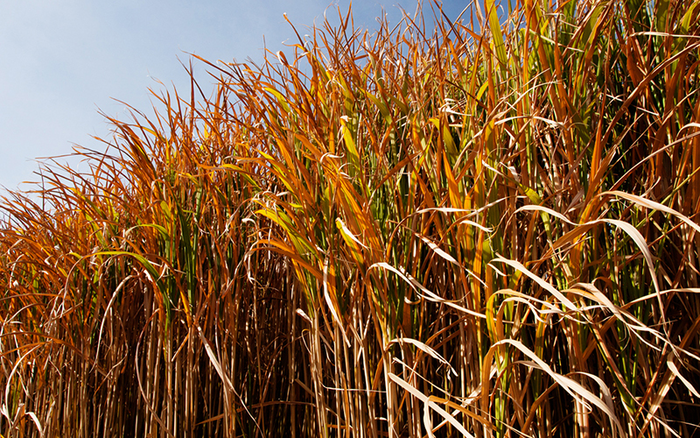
2, 0, 700, 436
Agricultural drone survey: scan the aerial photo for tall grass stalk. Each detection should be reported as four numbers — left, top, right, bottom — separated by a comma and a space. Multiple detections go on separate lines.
2, 0, 700, 436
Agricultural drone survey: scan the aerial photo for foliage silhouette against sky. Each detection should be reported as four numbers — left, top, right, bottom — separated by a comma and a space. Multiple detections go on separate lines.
0, 0, 466, 193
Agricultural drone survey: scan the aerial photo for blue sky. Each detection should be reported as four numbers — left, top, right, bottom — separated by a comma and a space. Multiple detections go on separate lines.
0, 1, 466, 193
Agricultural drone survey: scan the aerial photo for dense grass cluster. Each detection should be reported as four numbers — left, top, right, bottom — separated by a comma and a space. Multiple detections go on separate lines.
2, 0, 700, 436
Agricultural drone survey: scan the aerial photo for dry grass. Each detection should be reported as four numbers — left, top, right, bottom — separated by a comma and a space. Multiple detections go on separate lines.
2, 0, 700, 436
